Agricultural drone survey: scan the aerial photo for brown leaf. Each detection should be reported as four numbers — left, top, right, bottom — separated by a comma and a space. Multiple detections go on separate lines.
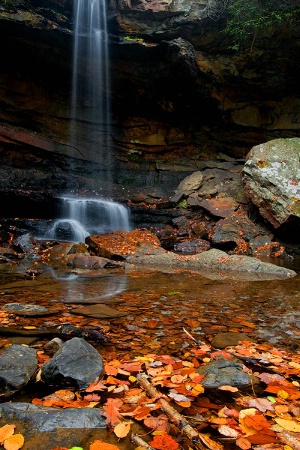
144, 414, 170, 433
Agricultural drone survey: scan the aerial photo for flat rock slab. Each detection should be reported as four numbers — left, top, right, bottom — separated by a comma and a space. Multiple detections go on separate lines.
127, 246, 296, 281
70, 304, 127, 319
2, 303, 60, 316
0, 402, 106, 450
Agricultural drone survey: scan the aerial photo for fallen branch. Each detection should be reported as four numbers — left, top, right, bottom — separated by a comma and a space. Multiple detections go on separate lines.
131, 433, 156, 449
137, 374, 223, 450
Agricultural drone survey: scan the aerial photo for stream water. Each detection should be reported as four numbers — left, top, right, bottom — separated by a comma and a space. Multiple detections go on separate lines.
0, 253, 299, 449
0, 254, 299, 359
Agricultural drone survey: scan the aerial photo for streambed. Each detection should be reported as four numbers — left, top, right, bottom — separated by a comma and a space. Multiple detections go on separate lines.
0, 255, 299, 357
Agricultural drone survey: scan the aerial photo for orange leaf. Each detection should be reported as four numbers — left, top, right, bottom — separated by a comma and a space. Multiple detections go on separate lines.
3, 433, 24, 450
236, 437, 252, 449
243, 414, 271, 431
246, 433, 277, 445
149, 434, 179, 450
103, 398, 123, 428
132, 406, 151, 420
146, 320, 159, 329
105, 364, 119, 376
113, 421, 131, 438
89, 441, 120, 450
0, 425, 15, 444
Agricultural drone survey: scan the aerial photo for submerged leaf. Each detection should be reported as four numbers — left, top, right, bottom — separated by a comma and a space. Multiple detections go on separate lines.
0, 425, 15, 444
113, 421, 131, 438
3, 433, 24, 450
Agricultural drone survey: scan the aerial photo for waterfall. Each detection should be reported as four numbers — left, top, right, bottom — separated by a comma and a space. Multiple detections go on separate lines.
47, 197, 131, 242
46, 0, 131, 242
70, 0, 111, 174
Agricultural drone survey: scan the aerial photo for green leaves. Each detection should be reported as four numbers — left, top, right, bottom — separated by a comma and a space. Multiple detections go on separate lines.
210, 0, 300, 50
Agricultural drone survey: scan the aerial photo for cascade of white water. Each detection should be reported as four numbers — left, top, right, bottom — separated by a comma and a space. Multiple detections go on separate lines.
47, 197, 131, 242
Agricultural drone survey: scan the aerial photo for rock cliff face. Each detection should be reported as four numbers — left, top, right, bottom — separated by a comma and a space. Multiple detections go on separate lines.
0, 0, 299, 210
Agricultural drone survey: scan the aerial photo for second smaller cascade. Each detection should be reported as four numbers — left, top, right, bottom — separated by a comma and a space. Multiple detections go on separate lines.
47, 197, 131, 242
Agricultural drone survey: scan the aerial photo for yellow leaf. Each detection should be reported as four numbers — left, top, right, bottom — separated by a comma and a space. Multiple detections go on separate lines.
0, 425, 15, 444
191, 384, 205, 396
275, 418, 300, 433
288, 361, 300, 369
277, 390, 289, 400
113, 421, 131, 439
129, 376, 136, 382
3, 433, 24, 450
23, 326, 36, 329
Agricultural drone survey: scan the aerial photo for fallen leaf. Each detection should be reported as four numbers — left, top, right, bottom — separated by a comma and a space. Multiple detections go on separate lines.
218, 385, 239, 392
149, 434, 179, 450
89, 441, 120, 450
246, 432, 277, 444
275, 418, 300, 432
236, 437, 252, 449
144, 414, 170, 433
0, 425, 15, 444
3, 433, 24, 450
113, 421, 131, 438
218, 425, 239, 438
103, 398, 123, 428
248, 398, 275, 412
243, 413, 271, 432
105, 364, 119, 376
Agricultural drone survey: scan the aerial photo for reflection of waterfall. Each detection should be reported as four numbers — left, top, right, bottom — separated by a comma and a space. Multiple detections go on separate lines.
48, 271, 128, 303
47, 197, 131, 242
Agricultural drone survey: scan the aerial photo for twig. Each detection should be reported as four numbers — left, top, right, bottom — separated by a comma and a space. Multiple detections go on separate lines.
137, 374, 223, 450
131, 433, 156, 449
183, 327, 201, 345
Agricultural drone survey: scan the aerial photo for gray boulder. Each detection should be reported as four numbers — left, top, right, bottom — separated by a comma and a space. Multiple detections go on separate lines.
41, 337, 104, 390
243, 138, 300, 229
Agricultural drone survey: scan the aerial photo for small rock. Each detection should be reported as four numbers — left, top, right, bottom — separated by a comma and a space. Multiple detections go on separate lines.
211, 332, 254, 349
70, 304, 127, 319
197, 356, 251, 388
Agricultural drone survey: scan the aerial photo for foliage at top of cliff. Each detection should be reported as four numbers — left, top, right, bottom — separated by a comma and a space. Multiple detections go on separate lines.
209, 0, 300, 49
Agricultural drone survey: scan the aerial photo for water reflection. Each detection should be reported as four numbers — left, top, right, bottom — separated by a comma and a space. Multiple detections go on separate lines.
0, 256, 299, 353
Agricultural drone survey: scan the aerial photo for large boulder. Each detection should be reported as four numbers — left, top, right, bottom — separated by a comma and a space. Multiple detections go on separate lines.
243, 138, 300, 236
41, 337, 104, 390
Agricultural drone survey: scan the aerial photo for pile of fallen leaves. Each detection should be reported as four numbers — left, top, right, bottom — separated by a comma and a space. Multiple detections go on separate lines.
2, 339, 299, 450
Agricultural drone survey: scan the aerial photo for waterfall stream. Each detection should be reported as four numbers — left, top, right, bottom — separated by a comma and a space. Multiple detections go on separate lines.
47, 197, 131, 242
49, 0, 131, 241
